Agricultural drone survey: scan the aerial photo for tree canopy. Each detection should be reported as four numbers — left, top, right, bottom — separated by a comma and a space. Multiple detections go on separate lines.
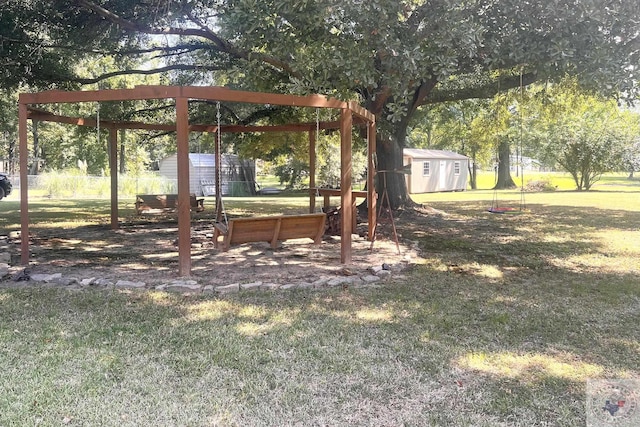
2, 0, 639, 205
526, 80, 639, 190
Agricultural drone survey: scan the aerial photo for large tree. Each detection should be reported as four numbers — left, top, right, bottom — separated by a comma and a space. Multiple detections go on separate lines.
528, 80, 639, 190
3, 0, 639, 206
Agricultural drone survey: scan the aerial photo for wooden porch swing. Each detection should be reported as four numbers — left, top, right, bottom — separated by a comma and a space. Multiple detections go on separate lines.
211, 103, 327, 251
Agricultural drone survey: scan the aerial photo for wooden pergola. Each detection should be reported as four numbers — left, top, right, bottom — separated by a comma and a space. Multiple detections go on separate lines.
18, 85, 377, 276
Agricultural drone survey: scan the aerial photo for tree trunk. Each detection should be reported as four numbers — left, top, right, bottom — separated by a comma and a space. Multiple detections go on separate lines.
119, 128, 126, 174
365, 81, 437, 210
239, 159, 257, 195
468, 160, 477, 190
7, 132, 16, 175
494, 138, 516, 189
376, 125, 415, 209
29, 121, 40, 175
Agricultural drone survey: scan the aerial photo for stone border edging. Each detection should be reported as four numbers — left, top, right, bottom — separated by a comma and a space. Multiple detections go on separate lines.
0, 264, 402, 293
0, 236, 419, 294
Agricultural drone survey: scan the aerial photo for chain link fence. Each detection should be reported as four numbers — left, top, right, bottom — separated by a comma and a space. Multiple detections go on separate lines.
6, 174, 260, 199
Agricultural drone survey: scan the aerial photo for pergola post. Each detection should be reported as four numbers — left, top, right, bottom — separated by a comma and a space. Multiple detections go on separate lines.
175, 97, 191, 276
108, 127, 119, 230
18, 102, 29, 266
340, 108, 353, 264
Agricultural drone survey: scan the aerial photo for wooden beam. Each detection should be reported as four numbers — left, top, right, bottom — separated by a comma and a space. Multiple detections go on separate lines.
174, 86, 347, 109
28, 110, 177, 132
348, 101, 376, 122
340, 108, 353, 264
218, 121, 340, 133
19, 85, 350, 110
19, 102, 29, 266
27, 108, 343, 133
175, 97, 191, 276
19, 86, 182, 104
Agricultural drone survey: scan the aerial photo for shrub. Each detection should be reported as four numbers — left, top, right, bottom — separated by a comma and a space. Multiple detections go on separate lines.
525, 178, 557, 192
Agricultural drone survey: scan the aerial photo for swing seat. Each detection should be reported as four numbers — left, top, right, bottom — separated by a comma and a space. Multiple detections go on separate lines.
487, 206, 523, 214
135, 194, 204, 214
213, 213, 326, 251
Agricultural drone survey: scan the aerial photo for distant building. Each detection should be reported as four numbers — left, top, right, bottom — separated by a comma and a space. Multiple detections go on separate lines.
509, 155, 545, 172
402, 149, 469, 193
158, 153, 255, 196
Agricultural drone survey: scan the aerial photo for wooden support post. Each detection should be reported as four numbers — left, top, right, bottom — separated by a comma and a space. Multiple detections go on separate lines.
309, 129, 316, 214
19, 102, 29, 266
176, 97, 191, 276
108, 127, 119, 230
367, 121, 376, 241
340, 108, 353, 264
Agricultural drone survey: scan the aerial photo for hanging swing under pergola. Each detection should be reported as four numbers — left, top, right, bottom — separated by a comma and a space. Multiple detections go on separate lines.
17, 85, 377, 277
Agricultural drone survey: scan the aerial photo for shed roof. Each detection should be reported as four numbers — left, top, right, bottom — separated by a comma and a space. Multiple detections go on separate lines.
161, 153, 240, 168
403, 148, 468, 160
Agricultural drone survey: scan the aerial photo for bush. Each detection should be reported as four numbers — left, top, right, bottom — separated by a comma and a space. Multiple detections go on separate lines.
525, 178, 557, 192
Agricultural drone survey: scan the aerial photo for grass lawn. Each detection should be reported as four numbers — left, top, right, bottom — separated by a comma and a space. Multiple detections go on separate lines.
0, 173, 639, 426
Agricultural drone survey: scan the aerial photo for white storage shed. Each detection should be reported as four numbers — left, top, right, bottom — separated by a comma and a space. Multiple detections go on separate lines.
158, 153, 253, 196
403, 149, 469, 193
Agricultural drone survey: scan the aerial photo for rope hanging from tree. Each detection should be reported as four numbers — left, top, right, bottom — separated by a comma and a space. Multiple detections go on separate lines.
314, 108, 322, 210
215, 101, 228, 227
517, 68, 527, 210
488, 69, 527, 214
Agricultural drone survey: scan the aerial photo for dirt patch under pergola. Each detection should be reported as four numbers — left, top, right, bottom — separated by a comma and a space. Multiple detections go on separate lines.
5, 212, 420, 287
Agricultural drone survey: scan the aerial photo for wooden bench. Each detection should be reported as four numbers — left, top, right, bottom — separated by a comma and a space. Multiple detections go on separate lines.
135, 194, 205, 214
315, 188, 367, 230
213, 213, 326, 251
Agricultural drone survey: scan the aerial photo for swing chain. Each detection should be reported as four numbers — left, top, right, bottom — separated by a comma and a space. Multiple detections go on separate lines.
215, 101, 228, 227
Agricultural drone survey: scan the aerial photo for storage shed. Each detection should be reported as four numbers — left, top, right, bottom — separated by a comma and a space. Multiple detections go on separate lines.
158, 153, 254, 196
403, 149, 469, 193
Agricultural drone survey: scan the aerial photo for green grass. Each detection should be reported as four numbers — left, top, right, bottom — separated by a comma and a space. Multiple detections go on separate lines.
0, 173, 639, 426
472, 170, 635, 192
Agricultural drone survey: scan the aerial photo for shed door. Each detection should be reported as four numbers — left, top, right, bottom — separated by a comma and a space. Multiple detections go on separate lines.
439, 161, 447, 190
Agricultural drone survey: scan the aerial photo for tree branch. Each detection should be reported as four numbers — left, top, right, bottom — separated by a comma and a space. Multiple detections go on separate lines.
423, 72, 538, 104
75, 0, 302, 79
408, 79, 438, 118
406, 2, 432, 30
73, 64, 226, 84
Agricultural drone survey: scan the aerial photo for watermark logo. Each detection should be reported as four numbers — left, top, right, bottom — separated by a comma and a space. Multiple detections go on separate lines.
587, 379, 639, 427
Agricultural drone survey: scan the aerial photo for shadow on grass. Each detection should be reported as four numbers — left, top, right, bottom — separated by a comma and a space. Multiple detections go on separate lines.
0, 193, 638, 424
2, 256, 636, 426
401, 201, 640, 271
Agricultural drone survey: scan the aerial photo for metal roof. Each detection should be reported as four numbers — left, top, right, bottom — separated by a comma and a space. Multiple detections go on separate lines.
403, 148, 469, 160
161, 153, 239, 168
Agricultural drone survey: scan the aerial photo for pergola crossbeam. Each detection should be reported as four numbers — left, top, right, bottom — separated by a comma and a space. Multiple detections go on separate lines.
28, 108, 344, 134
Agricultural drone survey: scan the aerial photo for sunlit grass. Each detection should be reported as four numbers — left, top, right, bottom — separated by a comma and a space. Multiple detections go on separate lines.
354, 308, 394, 323
456, 351, 604, 382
